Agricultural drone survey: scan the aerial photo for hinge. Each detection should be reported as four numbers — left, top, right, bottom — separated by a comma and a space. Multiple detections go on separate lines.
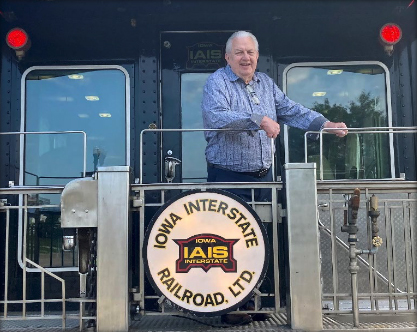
132, 195, 144, 208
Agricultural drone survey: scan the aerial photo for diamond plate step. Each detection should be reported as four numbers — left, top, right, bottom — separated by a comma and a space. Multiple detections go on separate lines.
1, 313, 416, 331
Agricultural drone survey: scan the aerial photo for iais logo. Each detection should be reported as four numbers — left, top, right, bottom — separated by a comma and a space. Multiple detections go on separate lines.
174, 234, 238, 273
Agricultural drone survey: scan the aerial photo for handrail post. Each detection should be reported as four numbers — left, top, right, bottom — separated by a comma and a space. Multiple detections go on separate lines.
284, 163, 323, 331
96, 166, 131, 332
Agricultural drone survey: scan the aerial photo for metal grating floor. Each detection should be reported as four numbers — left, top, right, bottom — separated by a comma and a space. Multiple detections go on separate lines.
1, 313, 417, 331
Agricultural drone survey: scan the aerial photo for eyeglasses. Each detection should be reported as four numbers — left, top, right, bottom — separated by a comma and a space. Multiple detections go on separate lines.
245, 84, 260, 105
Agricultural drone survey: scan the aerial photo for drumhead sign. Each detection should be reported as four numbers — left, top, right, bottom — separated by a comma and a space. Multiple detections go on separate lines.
144, 190, 269, 316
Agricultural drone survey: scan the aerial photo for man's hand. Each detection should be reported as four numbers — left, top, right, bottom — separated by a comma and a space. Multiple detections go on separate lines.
260, 116, 280, 138
323, 121, 348, 137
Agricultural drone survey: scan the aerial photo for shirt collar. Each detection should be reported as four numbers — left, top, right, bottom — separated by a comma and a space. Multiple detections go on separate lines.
224, 65, 260, 84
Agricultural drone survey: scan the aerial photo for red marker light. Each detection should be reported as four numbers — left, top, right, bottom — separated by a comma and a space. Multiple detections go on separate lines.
380, 24, 402, 45
6, 28, 29, 49
6, 28, 31, 60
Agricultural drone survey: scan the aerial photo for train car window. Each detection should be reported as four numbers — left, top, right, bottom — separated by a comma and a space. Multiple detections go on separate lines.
23, 67, 128, 186
284, 63, 392, 180
20, 66, 129, 271
181, 73, 211, 182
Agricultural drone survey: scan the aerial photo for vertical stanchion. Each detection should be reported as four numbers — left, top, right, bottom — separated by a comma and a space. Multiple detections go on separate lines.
4, 209, 10, 317
96, 166, 131, 332
23, 195, 28, 318
284, 163, 322, 331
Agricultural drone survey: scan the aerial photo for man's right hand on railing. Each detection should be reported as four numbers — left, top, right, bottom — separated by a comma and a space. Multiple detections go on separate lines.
260, 116, 280, 138
323, 121, 348, 137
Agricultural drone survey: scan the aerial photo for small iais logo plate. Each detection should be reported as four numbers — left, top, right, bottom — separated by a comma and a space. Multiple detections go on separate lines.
145, 190, 268, 315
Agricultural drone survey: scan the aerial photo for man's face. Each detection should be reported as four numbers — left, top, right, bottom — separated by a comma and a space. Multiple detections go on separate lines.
225, 36, 259, 84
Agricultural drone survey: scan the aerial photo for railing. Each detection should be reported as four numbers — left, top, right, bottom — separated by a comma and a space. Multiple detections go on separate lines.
139, 128, 276, 184
316, 181, 417, 317
0, 130, 88, 179
304, 126, 417, 181
130, 181, 284, 315
0, 186, 96, 331
301, 126, 417, 319
1, 126, 417, 330
2, 182, 415, 328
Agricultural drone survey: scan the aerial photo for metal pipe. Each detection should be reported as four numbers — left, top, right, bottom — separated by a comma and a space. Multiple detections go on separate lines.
320, 130, 324, 181
318, 220, 403, 292
350, 259, 359, 326
139, 128, 267, 184
132, 181, 282, 190
271, 188, 280, 311
4, 209, 10, 317
0, 186, 64, 195
341, 189, 382, 327
25, 259, 66, 329
304, 126, 417, 181
0, 130, 87, 178
41, 271, 45, 317
348, 189, 360, 327
22, 195, 27, 318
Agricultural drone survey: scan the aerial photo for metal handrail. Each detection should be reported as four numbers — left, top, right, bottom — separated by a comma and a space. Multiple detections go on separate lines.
24, 259, 66, 329
304, 126, 417, 181
1, 190, 67, 328
0, 130, 87, 178
318, 220, 405, 294
139, 128, 275, 184
0, 186, 65, 195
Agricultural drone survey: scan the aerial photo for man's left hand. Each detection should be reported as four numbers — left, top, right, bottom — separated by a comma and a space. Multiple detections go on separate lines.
323, 122, 348, 137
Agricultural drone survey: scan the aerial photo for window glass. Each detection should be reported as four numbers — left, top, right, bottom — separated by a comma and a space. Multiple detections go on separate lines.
286, 64, 391, 179
22, 68, 128, 269
24, 69, 127, 186
181, 73, 211, 182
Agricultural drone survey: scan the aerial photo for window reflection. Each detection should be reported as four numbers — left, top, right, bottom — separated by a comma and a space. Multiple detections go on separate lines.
286, 64, 391, 179
24, 69, 127, 186
181, 73, 211, 182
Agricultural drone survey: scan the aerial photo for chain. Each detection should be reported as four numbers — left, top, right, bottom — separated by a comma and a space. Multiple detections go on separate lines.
86, 228, 97, 328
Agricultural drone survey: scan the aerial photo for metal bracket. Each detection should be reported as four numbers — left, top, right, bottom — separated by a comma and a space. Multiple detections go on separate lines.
318, 202, 329, 210
132, 195, 144, 208
278, 204, 286, 220
132, 291, 142, 302
157, 295, 166, 305
252, 288, 262, 296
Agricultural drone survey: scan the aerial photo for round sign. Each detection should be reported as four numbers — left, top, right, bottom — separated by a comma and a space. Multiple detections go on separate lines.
144, 190, 269, 316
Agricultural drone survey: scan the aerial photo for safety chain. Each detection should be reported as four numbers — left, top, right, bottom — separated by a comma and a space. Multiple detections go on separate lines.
86, 228, 97, 328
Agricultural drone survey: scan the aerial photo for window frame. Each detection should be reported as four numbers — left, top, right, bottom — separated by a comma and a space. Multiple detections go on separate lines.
18, 65, 131, 272
282, 61, 395, 179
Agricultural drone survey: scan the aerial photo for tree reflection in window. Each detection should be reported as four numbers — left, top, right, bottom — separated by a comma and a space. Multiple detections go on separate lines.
286, 64, 391, 179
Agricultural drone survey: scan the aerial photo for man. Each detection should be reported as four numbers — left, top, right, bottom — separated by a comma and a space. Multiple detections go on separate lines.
202, 31, 347, 201
201, 31, 347, 324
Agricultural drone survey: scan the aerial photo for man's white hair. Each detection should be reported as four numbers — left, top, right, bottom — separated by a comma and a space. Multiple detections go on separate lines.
225, 31, 259, 53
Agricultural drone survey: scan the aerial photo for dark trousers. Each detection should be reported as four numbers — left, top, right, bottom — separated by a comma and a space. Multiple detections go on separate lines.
208, 164, 273, 311
207, 164, 273, 202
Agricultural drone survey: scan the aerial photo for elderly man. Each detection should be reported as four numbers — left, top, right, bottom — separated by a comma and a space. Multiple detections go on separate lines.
201, 31, 347, 324
202, 30, 347, 202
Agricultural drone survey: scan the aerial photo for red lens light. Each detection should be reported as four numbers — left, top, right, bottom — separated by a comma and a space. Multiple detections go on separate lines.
380, 24, 402, 45
6, 28, 29, 49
